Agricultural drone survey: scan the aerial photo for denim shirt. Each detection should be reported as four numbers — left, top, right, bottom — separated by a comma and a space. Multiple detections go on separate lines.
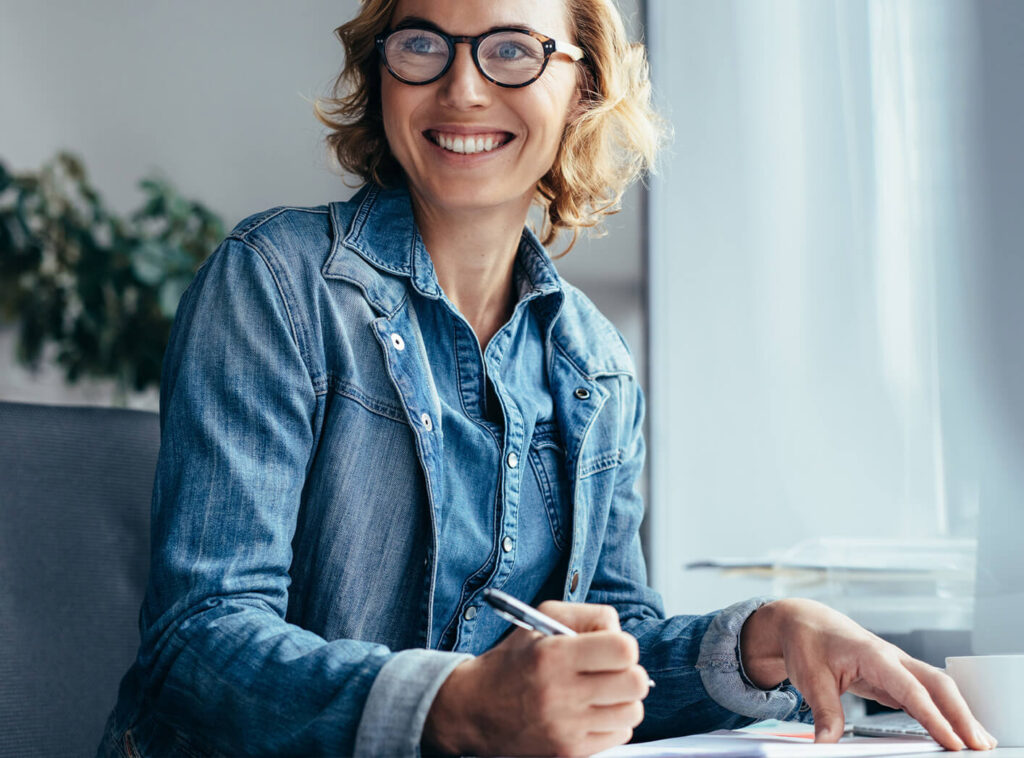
99, 183, 808, 758
414, 246, 569, 651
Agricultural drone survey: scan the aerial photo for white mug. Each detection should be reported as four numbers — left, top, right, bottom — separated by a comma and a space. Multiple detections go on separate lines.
946, 654, 1024, 747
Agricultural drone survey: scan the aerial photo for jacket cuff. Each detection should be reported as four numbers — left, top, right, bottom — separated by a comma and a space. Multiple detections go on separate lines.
696, 596, 804, 721
353, 649, 474, 757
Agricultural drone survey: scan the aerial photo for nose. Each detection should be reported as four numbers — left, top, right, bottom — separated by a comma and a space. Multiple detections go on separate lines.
438, 42, 490, 110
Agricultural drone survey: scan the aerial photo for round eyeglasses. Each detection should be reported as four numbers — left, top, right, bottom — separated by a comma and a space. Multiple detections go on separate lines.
375, 26, 585, 88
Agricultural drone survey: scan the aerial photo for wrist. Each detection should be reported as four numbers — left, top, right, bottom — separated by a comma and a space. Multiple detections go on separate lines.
739, 599, 789, 689
422, 658, 480, 755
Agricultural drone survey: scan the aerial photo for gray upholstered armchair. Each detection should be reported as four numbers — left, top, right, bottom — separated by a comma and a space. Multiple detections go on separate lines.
0, 400, 158, 758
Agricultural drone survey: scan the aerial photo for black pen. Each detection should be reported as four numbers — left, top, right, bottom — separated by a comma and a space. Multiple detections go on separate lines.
482, 588, 655, 687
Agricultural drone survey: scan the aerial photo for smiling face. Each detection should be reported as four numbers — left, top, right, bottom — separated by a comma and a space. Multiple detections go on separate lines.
380, 0, 580, 219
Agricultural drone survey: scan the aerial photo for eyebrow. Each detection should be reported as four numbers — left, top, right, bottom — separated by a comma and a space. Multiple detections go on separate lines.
392, 15, 534, 35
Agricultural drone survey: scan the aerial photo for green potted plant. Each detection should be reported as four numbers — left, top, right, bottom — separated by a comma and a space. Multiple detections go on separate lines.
0, 152, 224, 398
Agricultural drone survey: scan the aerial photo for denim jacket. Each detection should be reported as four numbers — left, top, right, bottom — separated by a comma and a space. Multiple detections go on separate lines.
100, 183, 806, 758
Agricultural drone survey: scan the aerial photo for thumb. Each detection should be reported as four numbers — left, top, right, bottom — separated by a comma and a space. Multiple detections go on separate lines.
801, 672, 846, 742
536, 600, 621, 633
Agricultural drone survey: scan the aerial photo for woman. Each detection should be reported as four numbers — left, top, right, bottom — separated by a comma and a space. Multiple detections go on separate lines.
100, 0, 994, 755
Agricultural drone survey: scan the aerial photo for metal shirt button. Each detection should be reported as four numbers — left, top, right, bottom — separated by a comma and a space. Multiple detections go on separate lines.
390, 333, 405, 351
570, 570, 580, 593
463, 606, 477, 621
506, 452, 518, 469
574, 387, 591, 400
502, 536, 513, 552
420, 412, 432, 431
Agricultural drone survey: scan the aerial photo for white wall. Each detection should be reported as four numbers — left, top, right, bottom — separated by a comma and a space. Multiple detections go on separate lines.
646, 0, 985, 616
0, 0, 646, 408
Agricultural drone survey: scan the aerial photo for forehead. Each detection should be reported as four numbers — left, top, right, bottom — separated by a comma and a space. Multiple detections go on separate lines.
390, 0, 571, 38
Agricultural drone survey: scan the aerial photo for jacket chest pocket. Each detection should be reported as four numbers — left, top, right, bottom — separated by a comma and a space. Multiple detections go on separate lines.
527, 421, 572, 551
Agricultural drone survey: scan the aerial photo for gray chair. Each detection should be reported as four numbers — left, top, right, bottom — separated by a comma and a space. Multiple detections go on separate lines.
0, 400, 158, 758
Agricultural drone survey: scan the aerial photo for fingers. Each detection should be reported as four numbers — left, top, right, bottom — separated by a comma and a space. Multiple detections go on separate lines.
579, 666, 652, 705
590, 700, 645, 730
558, 629, 639, 673
767, 599, 997, 752
884, 669, 966, 751
538, 600, 621, 633
797, 670, 846, 742
577, 729, 635, 757
847, 681, 902, 710
902, 657, 997, 751
575, 704, 644, 757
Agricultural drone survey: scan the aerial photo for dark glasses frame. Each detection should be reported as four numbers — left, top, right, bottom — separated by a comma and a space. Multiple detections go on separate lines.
374, 25, 585, 89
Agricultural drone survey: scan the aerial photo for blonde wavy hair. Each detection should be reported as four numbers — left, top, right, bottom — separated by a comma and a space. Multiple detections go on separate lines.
314, 0, 667, 253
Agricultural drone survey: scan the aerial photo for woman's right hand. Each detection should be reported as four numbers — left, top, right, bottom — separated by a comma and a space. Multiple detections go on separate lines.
422, 601, 650, 756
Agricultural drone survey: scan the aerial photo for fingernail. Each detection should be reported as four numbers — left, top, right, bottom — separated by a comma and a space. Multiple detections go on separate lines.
973, 724, 997, 750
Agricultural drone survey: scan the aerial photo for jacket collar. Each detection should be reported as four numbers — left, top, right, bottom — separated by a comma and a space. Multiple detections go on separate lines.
323, 182, 631, 378
331, 182, 442, 300
326, 182, 562, 307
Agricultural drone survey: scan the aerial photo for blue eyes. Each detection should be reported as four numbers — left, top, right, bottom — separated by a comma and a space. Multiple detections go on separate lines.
495, 42, 529, 60
401, 35, 444, 54
399, 35, 537, 61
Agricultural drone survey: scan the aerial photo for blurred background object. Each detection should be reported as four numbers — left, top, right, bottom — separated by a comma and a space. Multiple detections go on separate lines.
0, 153, 222, 400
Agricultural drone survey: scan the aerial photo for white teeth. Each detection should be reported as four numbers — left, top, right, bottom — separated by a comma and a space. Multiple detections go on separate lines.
431, 132, 506, 155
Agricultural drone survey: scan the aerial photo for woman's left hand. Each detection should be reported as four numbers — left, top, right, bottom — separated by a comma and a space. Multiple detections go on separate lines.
739, 597, 997, 751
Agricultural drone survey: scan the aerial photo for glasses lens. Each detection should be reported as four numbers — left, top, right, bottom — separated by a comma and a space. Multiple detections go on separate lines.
478, 31, 545, 85
384, 29, 450, 82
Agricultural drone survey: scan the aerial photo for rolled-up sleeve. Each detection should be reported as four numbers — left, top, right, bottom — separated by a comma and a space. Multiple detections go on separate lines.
354, 649, 473, 756
697, 596, 808, 722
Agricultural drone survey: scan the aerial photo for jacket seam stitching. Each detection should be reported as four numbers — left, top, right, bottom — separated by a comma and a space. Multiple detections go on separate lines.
234, 206, 328, 236
226, 235, 306, 364
528, 447, 567, 548
579, 449, 623, 478
331, 380, 407, 424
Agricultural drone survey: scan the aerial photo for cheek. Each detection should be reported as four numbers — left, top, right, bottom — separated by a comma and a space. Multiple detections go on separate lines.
525, 77, 578, 140
379, 79, 402, 144
380, 77, 421, 149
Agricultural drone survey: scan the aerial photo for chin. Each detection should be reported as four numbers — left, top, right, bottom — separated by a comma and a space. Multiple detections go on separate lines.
417, 178, 529, 214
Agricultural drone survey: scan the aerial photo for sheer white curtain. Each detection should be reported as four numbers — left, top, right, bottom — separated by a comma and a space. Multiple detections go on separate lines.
646, 0, 984, 615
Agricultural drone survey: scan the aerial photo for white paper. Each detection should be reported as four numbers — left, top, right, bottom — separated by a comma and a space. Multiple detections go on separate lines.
594, 730, 945, 757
